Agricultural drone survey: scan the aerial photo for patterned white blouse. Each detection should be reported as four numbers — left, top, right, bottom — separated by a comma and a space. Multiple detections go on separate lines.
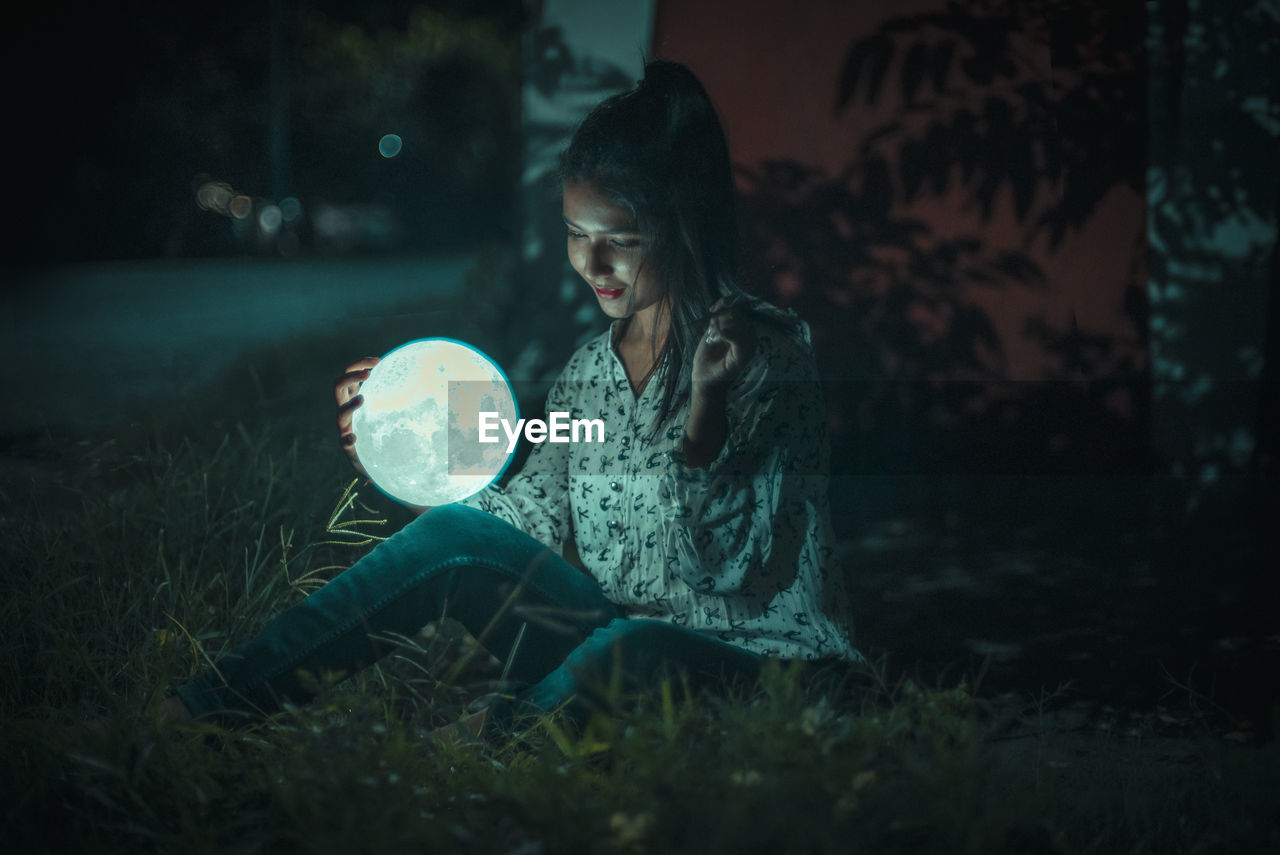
459, 299, 862, 662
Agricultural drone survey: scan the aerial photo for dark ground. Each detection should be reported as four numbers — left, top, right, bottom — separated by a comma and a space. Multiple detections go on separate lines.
840, 472, 1276, 756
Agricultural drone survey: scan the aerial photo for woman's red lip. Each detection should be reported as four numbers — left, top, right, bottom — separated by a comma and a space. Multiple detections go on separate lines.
594, 286, 624, 299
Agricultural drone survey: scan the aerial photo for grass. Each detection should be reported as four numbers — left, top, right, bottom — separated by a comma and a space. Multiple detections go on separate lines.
2, 315, 1278, 853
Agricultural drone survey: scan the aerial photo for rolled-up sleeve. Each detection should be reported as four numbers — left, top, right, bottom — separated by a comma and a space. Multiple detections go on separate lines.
655, 330, 821, 597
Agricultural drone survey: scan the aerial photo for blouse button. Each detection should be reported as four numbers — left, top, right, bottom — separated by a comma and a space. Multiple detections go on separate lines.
620, 436, 630, 446
607, 519, 621, 532
609, 481, 621, 492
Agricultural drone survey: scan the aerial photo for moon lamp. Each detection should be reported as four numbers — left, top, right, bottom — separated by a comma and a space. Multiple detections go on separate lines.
351, 338, 518, 507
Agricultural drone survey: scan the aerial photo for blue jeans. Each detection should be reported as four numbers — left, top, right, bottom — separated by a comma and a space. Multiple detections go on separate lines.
176, 504, 764, 733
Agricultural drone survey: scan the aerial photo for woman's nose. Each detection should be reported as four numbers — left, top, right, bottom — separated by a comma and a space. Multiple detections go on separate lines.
584, 244, 613, 278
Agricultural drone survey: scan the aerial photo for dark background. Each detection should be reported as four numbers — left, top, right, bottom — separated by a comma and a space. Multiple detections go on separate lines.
6, 0, 523, 264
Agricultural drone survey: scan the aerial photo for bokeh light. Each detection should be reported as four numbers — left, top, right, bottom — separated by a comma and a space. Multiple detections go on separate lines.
196, 180, 235, 215
229, 195, 253, 220
378, 134, 403, 158
279, 196, 302, 222
258, 204, 283, 235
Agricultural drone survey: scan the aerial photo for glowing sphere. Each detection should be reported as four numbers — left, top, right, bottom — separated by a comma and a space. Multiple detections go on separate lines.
351, 339, 518, 508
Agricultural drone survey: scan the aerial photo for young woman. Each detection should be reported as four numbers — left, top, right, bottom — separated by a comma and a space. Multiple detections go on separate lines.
168, 60, 862, 737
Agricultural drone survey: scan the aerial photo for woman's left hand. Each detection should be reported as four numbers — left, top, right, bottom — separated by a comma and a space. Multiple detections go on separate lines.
691, 297, 756, 398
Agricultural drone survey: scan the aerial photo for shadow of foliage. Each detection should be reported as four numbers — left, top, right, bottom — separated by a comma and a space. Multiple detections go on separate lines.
737, 156, 1037, 475
834, 0, 1145, 245
738, 0, 1149, 479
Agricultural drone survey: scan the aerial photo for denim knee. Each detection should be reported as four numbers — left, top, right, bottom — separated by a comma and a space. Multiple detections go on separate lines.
563, 618, 670, 675
533, 619, 759, 709
566, 618, 759, 684
400, 504, 513, 558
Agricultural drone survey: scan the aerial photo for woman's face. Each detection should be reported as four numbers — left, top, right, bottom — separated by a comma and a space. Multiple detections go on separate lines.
563, 180, 666, 326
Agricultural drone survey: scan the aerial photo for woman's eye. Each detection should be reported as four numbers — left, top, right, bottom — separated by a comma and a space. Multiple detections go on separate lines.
565, 229, 639, 249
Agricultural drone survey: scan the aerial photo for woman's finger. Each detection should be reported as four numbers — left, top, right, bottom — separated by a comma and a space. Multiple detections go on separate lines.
335, 358, 379, 394
704, 312, 756, 379
335, 367, 372, 387
332, 358, 377, 478
710, 311, 750, 345
732, 335, 757, 369
336, 367, 372, 384
337, 394, 363, 431
334, 368, 372, 405
343, 357, 380, 374
341, 433, 368, 479
714, 318, 746, 342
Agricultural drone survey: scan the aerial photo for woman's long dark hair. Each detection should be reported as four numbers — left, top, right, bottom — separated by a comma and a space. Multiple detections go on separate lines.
559, 60, 794, 434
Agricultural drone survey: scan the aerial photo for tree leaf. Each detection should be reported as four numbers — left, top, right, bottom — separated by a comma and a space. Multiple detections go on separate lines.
836, 34, 895, 112
902, 43, 928, 105
930, 40, 955, 95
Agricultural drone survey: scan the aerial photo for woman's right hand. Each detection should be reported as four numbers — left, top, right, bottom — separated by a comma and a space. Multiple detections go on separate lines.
335, 357, 380, 479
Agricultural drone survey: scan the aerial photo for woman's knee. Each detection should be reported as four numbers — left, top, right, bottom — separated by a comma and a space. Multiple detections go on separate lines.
401, 504, 528, 561
570, 619, 760, 685
324, 504, 517, 600
579, 617, 651, 648
412, 503, 488, 538
568, 619, 676, 673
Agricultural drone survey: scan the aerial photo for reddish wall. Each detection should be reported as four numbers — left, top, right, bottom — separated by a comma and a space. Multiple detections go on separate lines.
652, 0, 1144, 392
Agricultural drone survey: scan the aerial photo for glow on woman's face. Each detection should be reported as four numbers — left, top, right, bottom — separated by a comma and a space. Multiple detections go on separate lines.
563, 181, 666, 325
